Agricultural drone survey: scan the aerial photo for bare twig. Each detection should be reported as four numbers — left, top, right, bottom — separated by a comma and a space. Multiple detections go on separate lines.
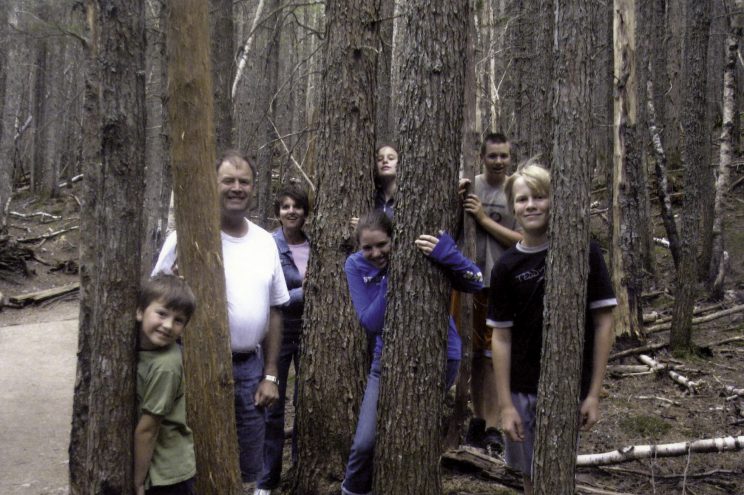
17, 226, 79, 243
266, 116, 315, 192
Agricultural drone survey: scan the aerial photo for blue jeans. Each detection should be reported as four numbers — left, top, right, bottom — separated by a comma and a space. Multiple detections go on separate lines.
233, 350, 265, 482
257, 334, 301, 489
341, 359, 459, 495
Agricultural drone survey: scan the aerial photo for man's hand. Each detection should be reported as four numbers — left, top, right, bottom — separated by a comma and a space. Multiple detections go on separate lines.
500, 404, 524, 442
458, 178, 471, 196
579, 395, 600, 431
254, 380, 280, 408
463, 193, 486, 222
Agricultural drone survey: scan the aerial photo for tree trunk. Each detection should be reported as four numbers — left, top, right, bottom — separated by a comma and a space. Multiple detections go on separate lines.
68, 1, 146, 492
0, 0, 10, 231
611, 0, 644, 340
708, 23, 738, 299
532, 2, 591, 494
375, 0, 395, 144
374, 0, 468, 493
445, 0, 479, 451
166, 1, 243, 493
669, 0, 711, 353
256, 0, 280, 228
291, 1, 378, 492
210, 0, 234, 151
507, 0, 554, 163
141, 0, 171, 277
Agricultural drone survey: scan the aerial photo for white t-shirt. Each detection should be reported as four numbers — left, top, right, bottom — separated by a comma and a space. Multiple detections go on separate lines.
152, 219, 290, 352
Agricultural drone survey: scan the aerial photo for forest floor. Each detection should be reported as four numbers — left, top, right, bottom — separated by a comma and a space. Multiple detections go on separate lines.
1, 182, 743, 494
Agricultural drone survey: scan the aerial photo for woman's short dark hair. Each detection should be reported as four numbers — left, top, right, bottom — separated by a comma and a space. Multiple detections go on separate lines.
355, 210, 393, 242
274, 185, 311, 217
138, 274, 197, 322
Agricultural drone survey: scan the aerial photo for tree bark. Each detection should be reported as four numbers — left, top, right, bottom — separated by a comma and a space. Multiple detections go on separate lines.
69, 0, 146, 492
533, 2, 592, 494
374, 0, 468, 493
708, 24, 739, 298
611, 0, 644, 340
291, 1, 378, 492
166, 1, 242, 493
669, 0, 711, 353
141, 0, 171, 277
210, 0, 234, 151
445, 0, 479, 451
375, 0, 395, 144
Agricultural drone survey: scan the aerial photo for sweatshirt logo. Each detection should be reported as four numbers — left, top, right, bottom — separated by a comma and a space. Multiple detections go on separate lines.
515, 265, 545, 283
364, 274, 386, 284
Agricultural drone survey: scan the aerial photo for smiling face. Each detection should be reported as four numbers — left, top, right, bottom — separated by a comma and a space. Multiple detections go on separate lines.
481, 141, 511, 184
217, 159, 254, 218
359, 228, 392, 270
137, 299, 188, 350
278, 195, 306, 232
375, 146, 398, 181
512, 177, 550, 244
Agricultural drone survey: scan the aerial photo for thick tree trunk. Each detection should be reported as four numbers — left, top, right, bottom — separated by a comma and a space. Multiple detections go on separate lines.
166, 1, 242, 493
374, 1, 468, 493
0, 1, 10, 231
291, 1, 378, 492
375, 0, 395, 144
69, 1, 146, 492
611, 0, 644, 340
210, 0, 234, 151
533, 2, 591, 494
670, 0, 711, 353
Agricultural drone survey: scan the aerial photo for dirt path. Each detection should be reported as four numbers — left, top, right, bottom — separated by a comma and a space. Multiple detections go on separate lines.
0, 301, 78, 495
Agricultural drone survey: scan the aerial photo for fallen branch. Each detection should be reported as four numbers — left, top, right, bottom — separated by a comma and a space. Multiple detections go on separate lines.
57, 173, 84, 188
722, 384, 744, 398
646, 304, 744, 334
576, 436, 744, 467
267, 116, 315, 193
638, 354, 699, 393
599, 465, 737, 480
609, 341, 667, 361
7, 282, 80, 307
642, 302, 724, 325
17, 226, 79, 243
441, 446, 522, 490
10, 211, 62, 221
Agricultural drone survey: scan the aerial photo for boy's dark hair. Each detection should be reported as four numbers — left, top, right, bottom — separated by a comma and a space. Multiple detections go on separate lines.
216, 149, 257, 184
138, 274, 197, 322
480, 132, 509, 156
274, 185, 311, 217
355, 210, 393, 242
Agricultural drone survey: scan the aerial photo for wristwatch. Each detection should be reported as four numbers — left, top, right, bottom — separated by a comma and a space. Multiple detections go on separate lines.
264, 374, 280, 386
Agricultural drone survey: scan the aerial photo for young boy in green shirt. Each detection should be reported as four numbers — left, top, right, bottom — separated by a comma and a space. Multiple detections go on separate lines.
134, 274, 197, 495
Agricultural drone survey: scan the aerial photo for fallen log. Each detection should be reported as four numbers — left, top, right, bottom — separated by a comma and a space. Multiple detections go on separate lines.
8, 282, 80, 306
441, 446, 523, 490
722, 384, 744, 398
646, 304, 744, 334
610, 334, 744, 362
17, 226, 79, 243
638, 354, 699, 393
576, 436, 744, 467
10, 211, 62, 221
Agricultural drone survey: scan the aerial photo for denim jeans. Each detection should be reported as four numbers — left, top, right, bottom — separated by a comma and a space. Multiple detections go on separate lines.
341, 359, 459, 495
233, 350, 265, 482
257, 334, 301, 489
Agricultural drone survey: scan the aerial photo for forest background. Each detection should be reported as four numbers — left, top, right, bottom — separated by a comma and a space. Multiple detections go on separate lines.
0, 0, 743, 494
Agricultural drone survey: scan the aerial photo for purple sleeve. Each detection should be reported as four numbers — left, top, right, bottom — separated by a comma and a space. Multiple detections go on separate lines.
345, 255, 387, 337
429, 232, 484, 293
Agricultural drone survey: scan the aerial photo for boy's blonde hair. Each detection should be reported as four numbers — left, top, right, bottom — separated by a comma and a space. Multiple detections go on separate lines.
505, 157, 551, 213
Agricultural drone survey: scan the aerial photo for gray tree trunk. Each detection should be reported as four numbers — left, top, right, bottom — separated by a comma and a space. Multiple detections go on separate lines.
670, 0, 712, 353
533, 2, 592, 493
374, 0, 468, 493
210, 0, 234, 151
291, 0, 379, 492
69, 0, 146, 492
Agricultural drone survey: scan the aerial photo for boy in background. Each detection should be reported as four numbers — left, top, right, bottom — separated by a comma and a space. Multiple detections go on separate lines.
134, 274, 197, 495
488, 162, 616, 494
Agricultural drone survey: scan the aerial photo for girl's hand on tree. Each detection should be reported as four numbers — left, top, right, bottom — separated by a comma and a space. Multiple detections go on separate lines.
350, 217, 359, 229
415, 234, 440, 255
579, 395, 600, 431
500, 405, 524, 442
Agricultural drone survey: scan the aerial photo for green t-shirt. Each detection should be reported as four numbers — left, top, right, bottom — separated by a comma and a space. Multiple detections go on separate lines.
137, 344, 196, 488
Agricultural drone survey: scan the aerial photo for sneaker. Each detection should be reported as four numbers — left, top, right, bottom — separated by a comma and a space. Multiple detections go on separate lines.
254, 489, 271, 495
484, 427, 504, 457
464, 417, 486, 448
